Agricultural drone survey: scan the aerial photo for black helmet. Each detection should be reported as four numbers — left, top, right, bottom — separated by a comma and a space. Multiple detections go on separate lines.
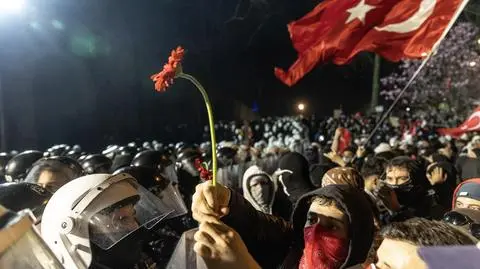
113, 166, 169, 191
216, 147, 237, 167
118, 145, 138, 156
24, 156, 84, 193
0, 152, 12, 179
0, 182, 51, 220
46, 144, 71, 157
80, 154, 113, 174
176, 148, 202, 177
5, 150, 43, 182
132, 150, 173, 170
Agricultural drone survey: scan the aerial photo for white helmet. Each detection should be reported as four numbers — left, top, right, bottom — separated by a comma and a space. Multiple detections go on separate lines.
41, 173, 172, 269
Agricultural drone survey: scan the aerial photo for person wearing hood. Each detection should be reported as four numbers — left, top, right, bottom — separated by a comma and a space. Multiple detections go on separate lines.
452, 178, 480, 211
276, 152, 315, 205
242, 165, 277, 214
382, 156, 431, 220
192, 182, 374, 269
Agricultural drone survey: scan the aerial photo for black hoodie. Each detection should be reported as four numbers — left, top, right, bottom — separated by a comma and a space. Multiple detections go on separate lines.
277, 152, 315, 205
222, 185, 375, 269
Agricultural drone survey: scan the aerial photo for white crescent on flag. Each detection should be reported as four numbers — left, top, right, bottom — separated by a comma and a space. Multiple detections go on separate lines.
461, 111, 480, 131
376, 0, 437, 33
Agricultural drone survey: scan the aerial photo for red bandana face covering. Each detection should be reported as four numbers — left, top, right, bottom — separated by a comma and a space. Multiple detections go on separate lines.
299, 223, 349, 269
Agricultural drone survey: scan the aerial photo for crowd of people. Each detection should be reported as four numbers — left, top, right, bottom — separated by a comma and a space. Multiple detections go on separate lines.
1, 111, 480, 269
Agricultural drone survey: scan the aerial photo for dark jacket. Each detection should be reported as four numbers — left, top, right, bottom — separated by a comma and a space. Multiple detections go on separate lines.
222, 185, 375, 269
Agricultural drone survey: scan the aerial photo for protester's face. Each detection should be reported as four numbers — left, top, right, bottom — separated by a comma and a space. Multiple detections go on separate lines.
385, 166, 410, 186
455, 197, 480, 211
306, 200, 348, 239
94, 204, 139, 234
37, 170, 67, 193
439, 144, 453, 159
365, 175, 379, 192
374, 239, 426, 269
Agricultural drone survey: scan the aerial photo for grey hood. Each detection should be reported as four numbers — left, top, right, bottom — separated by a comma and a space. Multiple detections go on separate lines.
242, 165, 277, 214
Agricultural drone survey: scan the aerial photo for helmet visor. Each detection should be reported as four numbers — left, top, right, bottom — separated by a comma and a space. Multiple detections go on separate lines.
86, 179, 179, 250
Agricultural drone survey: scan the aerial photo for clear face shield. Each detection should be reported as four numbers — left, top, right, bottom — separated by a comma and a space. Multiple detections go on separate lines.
83, 177, 187, 251
0, 209, 64, 269
162, 163, 179, 184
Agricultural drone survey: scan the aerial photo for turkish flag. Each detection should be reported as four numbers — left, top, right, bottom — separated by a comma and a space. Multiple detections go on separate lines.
275, 0, 466, 86
438, 107, 480, 138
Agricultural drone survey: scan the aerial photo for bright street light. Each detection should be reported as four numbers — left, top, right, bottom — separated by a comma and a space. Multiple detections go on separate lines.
297, 103, 306, 112
0, 0, 25, 15
470, 61, 477, 67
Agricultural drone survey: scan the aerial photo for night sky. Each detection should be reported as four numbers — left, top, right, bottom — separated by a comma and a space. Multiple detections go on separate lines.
0, 0, 391, 151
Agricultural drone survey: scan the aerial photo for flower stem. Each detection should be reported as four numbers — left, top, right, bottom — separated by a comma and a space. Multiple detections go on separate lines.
178, 73, 217, 186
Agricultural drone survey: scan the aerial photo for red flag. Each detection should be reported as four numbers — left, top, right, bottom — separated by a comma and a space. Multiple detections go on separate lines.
438, 107, 480, 138
275, 0, 465, 86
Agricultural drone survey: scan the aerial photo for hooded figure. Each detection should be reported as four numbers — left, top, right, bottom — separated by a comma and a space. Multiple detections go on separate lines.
276, 152, 315, 205
222, 185, 375, 269
242, 165, 277, 214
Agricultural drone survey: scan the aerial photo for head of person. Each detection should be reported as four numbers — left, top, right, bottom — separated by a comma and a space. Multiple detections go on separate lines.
443, 209, 480, 240
361, 157, 386, 193
242, 165, 276, 214
372, 218, 477, 269
175, 148, 202, 177
342, 146, 357, 165
131, 150, 178, 183
0, 205, 64, 269
383, 156, 427, 207
24, 157, 84, 193
5, 150, 44, 182
277, 152, 313, 202
113, 166, 187, 218
291, 185, 374, 269
80, 154, 112, 174
41, 173, 183, 269
322, 167, 364, 190
453, 179, 480, 211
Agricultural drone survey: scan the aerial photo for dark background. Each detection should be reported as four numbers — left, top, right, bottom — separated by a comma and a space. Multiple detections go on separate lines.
0, 0, 392, 151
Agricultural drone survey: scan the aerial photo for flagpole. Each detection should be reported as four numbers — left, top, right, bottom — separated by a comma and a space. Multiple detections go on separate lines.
363, 0, 471, 147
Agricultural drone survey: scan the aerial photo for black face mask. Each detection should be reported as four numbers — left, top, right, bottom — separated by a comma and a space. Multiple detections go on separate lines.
90, 228, 148, 269
387, 181, 422, 207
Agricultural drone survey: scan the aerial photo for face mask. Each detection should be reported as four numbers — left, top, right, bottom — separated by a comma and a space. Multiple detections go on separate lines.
299, 223, 349, 269
386, 181, 416, 207
250, 183, 272, 212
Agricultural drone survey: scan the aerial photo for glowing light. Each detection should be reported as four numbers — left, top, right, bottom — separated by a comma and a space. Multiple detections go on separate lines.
477, 39, 480, 45
469, 61, 477, 67
0, 0, 25, 14
297, 103, 305, 111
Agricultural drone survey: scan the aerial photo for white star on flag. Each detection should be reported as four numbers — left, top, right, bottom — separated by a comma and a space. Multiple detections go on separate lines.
346, 0, 376, 24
